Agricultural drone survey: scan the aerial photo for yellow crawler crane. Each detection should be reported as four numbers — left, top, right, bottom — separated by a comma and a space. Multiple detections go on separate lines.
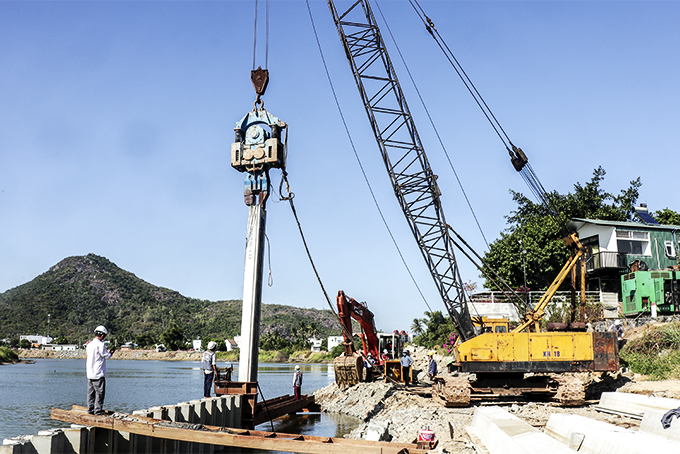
328, 0, 619, 406
444, 232, 619, 406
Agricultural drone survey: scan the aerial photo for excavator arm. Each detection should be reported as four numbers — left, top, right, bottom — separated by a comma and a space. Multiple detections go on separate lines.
337, 290, 380, 360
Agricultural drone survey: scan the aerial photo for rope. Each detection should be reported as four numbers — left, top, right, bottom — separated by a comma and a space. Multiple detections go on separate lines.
252, 0, 258, 70
252, 0, 270, 70
374, 0, 490, 250
305, 0, 433, 312
277, 169, 354, 343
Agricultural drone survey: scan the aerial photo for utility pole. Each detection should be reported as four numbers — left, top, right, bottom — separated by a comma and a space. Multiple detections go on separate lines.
231, 69, 286, 383
47, 313, 51, 339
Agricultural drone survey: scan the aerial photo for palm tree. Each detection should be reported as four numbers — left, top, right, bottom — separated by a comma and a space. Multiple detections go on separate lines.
411, 318, 425, 336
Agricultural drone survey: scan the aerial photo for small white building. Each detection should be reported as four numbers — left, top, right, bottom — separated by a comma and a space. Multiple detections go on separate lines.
20, 335, 53, 345
327, 336, 344, 350
43, 344, 78, 351
192, 339, 202, 351
225, 339, 238, 351
308, 337, 323, 352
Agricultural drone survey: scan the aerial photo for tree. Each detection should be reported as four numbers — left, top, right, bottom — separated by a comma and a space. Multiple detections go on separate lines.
135, 333, 157, 349
19, 339, 31, 349
414, 311, 456, 349
654, 208, 680, 226
410, 318, 424, 336
160, 322, 186, 351
482, 167, 641, 291
259, 331, 292, 351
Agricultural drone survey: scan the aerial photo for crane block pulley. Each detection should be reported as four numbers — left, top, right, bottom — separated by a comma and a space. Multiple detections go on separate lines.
231, 108, 287, 206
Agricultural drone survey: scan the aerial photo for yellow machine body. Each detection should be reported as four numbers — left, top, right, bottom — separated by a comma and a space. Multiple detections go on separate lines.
454, 331, 618, 373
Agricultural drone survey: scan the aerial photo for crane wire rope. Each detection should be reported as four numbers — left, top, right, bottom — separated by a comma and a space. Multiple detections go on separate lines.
252, 0, 270, 70
408, 0, 567, 234
304, 0, 434, 313
373, 0, 490, 250
372, 0, 534, 313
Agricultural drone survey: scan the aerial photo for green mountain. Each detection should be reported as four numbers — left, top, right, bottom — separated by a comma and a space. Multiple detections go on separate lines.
0, 254, 342, 345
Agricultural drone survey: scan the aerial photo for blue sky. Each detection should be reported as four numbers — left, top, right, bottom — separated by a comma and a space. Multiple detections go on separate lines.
1, 1, 679, 333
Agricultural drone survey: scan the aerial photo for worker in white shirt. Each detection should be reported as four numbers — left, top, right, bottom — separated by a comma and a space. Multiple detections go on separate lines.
86, 325, 116, 415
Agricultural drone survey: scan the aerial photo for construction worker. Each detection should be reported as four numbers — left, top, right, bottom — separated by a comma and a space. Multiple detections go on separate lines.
427, 352, 438, 381
400, 350, 414, 386
202, 341, 218, 398
293, 365, 303, 400
86, 325, 116, 415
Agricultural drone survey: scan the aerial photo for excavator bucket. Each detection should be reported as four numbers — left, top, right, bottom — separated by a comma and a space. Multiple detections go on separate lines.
333, 353, 364, 386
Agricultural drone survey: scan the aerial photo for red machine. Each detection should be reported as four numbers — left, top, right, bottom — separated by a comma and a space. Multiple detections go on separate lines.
334, 290, 380, 385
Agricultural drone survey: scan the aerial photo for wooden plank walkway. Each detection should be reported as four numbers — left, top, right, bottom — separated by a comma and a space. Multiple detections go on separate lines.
51, 406, 427, 454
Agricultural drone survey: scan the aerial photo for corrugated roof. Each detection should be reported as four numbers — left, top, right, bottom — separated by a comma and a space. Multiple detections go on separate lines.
569, 218, 680, 230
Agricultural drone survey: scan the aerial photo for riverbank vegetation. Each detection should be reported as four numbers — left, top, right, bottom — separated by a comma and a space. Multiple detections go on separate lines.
620, 322, 680, 380
0, 346, 19, 363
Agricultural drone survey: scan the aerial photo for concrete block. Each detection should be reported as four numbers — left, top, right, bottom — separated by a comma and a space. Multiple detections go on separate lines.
640, 409, 680, 442
189, 400, 206, 424
597, 392, 680, 418
467, 407, 572, 454
166, 405, 180, 422
177, 402, 193, 423
364, 421, 388, 441
62, 426, 88, 454
545, 413, 680, 453
148, 406, 168, 421
1, 438, 30, 454
202, 399, 217, 426
32, 429, 65, 454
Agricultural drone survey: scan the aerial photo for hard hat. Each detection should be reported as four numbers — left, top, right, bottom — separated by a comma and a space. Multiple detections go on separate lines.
367, 352, 372, 357
295, 365, 300, 370
428, 352, 434, 356
207, 341, 217, 351
94, 325, 108, 335
383, 349, 388, 354
615, 319, 622, 326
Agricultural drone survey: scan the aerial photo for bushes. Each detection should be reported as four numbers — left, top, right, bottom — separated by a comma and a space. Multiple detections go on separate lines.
0, 346, 19, 363
620, 322, 680, 380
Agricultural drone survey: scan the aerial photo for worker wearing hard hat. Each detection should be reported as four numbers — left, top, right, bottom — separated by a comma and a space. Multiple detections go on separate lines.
427, 352, 438, 381
293, 365, 303, 400
400, 350, 414, 386
202, 341, 218, 398
86, 325, 116, 415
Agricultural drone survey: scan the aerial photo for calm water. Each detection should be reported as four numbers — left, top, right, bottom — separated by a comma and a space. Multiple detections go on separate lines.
0, 358, 358, 444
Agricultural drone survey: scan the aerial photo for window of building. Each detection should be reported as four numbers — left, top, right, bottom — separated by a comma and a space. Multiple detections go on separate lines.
616, 230, 650, 255
665, 241, 676, 258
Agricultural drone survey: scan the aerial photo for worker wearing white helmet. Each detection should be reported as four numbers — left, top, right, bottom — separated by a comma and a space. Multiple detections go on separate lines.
86, 325, 116, 415
202, 341, 218, 398
293, 365, 303, 400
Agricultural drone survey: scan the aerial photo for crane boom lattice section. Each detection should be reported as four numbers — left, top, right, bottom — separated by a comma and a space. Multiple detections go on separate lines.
328, 0, 476, 341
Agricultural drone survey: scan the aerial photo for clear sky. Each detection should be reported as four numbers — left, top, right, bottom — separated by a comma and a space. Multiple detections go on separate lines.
1, 1, 679, 333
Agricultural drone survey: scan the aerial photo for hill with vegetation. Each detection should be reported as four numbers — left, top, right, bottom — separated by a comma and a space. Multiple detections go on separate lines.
0, 254, 343, 348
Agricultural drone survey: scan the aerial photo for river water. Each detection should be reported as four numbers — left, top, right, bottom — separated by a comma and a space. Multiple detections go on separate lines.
0, 359, 359, 446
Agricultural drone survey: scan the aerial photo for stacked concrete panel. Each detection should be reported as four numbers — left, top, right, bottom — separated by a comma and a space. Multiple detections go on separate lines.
545, 413, 680, 453
467, 406, 574, 454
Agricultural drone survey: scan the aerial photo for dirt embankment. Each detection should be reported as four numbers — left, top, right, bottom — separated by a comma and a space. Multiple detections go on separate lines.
314, 345, 651, 453
17, 349, 205, 361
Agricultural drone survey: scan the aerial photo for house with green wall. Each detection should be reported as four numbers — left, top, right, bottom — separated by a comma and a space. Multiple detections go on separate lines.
568, 214, 680, 296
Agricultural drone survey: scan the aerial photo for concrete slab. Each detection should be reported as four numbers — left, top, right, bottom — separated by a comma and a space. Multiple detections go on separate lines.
467, 407, 572, 454
596, 392, 680, 419
32, 429, 65, 454
545, 413, 680, 453
640, 409, 680, 442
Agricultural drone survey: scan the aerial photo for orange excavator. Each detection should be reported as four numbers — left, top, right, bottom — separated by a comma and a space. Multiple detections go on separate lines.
333, 290, 381, 386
